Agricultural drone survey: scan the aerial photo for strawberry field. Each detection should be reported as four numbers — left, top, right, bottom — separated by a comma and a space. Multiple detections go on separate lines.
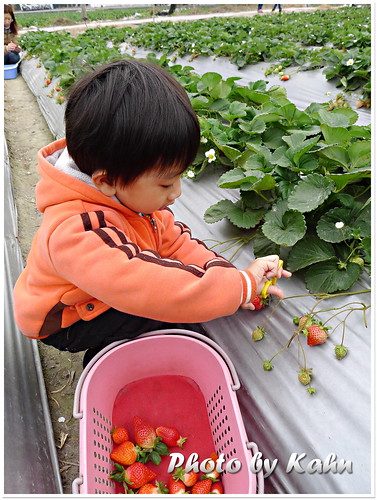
19, 5, 371, 295
11, 4, 372, 495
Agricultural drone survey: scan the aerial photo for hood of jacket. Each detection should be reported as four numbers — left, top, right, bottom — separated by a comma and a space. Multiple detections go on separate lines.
36, 138, 128, 215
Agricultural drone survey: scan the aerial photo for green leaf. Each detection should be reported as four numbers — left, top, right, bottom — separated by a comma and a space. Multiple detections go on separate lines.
197, 72, 222, 92
353, 203, 371, 237
262, 200, 307, 246
287, 173, 335, 213
316, 207, 354, 242
320, 123, 351, 145
204, 199, 235, 224
317, 145, 349, 168
253, 230, 280, 257
214, 143, 242, 162
326, 171, 370, 191
287, 235, 336, 272
149, 451, 162, 466
219, 101, 248, 121
154, 441, 170, 455
210, 80, 233, 99
251, 173, 276, 192
217, 167, 262, 189
361, 237, 371, 264
226, 203, 266, 229
305, 261, 363, 293
347, 140, 371, 170
317, 108, 358, 127
237, 151, 265, 170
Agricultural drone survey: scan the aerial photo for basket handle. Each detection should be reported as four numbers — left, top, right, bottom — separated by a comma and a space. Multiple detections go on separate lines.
138, 329, 241, 390
72, 476, 83, 494
247, 441, 265, 495
73, 328, 241, 418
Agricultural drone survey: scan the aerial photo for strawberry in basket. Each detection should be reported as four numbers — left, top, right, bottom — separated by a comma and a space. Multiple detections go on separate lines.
133, 416, 170, 465
156, 425, 187, 448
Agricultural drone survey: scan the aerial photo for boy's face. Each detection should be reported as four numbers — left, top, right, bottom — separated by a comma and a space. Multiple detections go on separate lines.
114, 170, 183, 214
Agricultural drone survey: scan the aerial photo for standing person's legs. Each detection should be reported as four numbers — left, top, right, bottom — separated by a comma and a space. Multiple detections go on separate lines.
40, 308, 206, 366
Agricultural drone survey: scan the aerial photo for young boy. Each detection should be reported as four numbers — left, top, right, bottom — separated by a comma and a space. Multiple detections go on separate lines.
13, 59, 291, 366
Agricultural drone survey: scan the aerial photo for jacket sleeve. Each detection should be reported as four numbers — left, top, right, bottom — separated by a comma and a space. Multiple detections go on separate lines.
157, 208, 231, 268
48, 210, 256, 323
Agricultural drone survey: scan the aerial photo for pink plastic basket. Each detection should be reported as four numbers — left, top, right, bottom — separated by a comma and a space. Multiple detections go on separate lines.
72, 329, 264, 494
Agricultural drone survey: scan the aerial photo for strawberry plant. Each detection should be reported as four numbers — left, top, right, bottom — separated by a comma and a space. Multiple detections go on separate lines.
256, 289, 370, 394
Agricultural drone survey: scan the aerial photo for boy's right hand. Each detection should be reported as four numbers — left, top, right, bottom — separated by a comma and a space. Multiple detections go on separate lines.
242, 255, 291, 310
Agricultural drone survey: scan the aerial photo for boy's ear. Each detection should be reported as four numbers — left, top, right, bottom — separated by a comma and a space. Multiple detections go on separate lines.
92, 170, 117, 196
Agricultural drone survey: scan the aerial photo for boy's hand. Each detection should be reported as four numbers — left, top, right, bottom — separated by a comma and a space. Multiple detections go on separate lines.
242, 255, 292, 310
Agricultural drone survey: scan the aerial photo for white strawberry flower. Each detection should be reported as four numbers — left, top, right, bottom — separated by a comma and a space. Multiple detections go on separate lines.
186, 170, 195, 178
205, 148, 216, 163
335, 221, 345, 229
200, 136, 208, 144
326, 91, 332, 96
346, 59, 354, 66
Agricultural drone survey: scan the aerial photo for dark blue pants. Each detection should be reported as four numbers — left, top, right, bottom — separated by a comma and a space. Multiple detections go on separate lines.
4, 51, 20, 64
40, 307, 206, 366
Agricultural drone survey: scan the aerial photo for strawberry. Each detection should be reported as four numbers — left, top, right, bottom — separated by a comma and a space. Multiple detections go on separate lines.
203, 460, 220, 480
55, 86, 61, 92
192, 478, 213, 494
252, 326, 266, 341
110, 441, 137, 466
138, 481, 168, 494
173, 467, 198, 487
123, 462, 157, 489
168, 476, 186, 494
307, 325, 328, 346
45, 78, 51, 86
298, 369, 311, 386
210, 481, 224, 494
251, 295, 264, 310
334, 344, 348, 360
280, 75, 290, 81
133, 416, 156, 449
111, 426, 129, 444
156, 426, 187, 448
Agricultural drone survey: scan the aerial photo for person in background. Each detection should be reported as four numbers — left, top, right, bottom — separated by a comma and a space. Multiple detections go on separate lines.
257, 4, 263, 13
272, 4, 283, 12
4, 4, 21, 64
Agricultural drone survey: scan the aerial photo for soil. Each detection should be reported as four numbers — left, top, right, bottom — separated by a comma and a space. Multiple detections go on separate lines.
4, 75, 83, 493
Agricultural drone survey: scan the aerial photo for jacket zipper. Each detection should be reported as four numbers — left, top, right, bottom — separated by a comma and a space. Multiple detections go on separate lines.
137, 212, 157, 232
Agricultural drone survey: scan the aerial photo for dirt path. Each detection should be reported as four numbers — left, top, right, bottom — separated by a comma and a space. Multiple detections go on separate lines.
4, 74, 82, 493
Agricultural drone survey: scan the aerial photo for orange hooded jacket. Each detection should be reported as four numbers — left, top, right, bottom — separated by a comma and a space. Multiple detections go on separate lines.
13, 139, 257, 339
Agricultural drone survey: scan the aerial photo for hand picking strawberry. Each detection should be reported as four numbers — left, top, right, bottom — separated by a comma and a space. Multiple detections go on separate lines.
242, 255, 291, 310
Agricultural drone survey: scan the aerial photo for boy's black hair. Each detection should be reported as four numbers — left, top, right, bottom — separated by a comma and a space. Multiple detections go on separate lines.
65, 59, 200, 185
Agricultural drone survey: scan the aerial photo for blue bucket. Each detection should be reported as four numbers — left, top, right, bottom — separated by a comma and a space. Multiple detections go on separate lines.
4, 63, 18, 80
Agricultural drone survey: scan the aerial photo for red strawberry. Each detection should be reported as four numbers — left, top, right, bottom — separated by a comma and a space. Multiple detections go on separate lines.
138, 481, 168, 494
307, 325, 328, 346
203, 458, 220, 479
173, 467, 198, 487
156, 426, 187, 448
45, 78, 51, 85
211, 481, 224, 494
280, 75, 290, 81
251, 295, 264, 310
133, 416, 156, 449
111, 426, 129, 444
110, 441, 137, 466
123, 462, 157, 489
55, 86, 61, 92
168, 476, 186, 494
192, 478, 213, 494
